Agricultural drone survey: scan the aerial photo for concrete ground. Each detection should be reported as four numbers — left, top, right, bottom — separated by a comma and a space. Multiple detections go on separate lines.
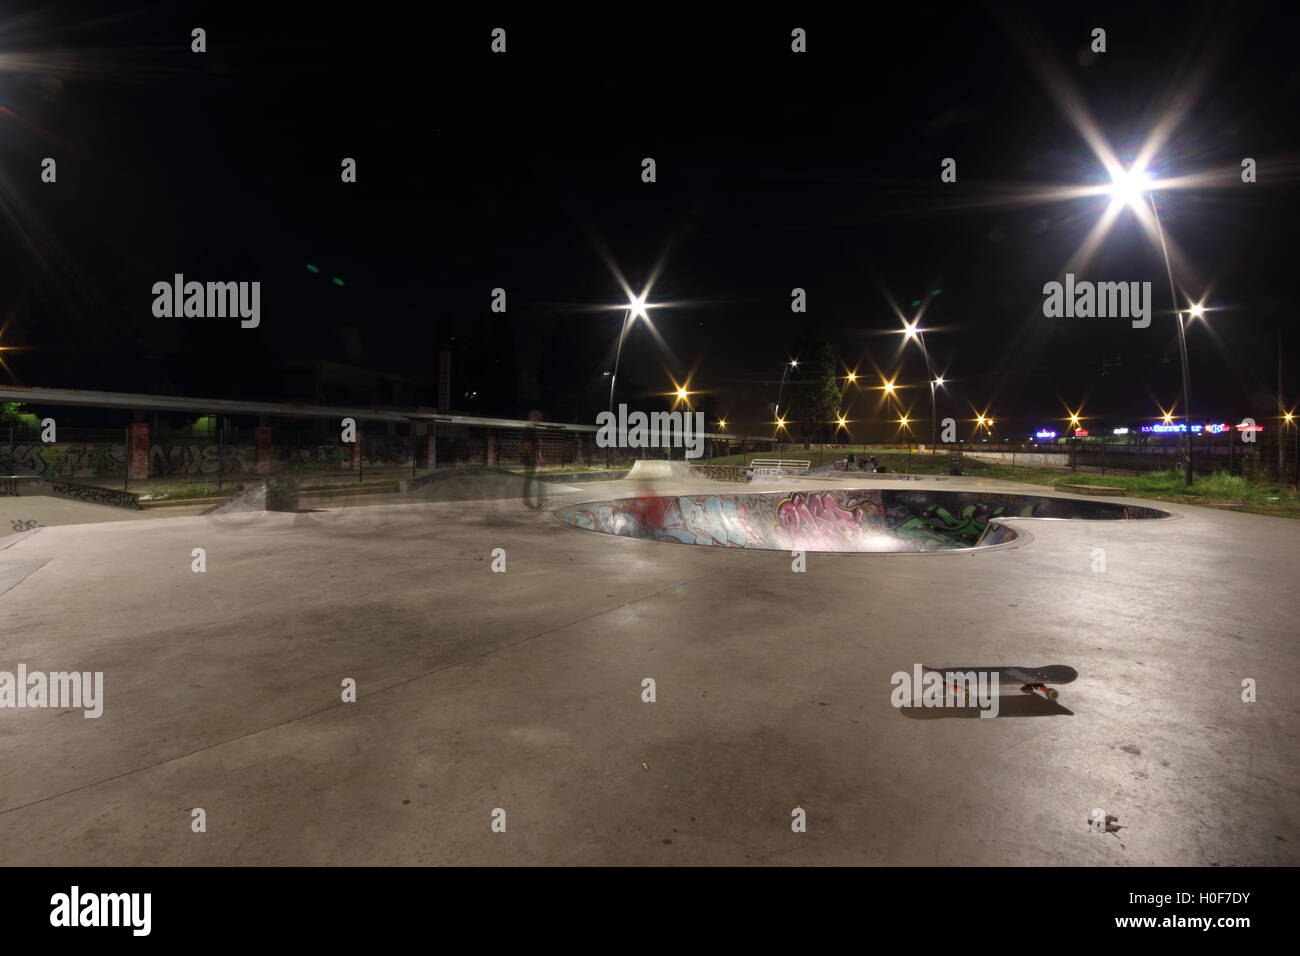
0, 493, 212, 538
0, 471, 1296, 865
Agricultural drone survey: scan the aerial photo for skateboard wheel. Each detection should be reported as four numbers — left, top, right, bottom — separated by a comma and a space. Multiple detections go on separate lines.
1020, 684, 1034, 695
1047, 689, 1059, 701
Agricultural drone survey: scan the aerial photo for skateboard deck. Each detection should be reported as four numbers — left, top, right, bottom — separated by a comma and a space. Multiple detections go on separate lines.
922, 664, 1078, 701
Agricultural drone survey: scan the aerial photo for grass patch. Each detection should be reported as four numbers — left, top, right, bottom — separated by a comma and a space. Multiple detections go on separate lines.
883, 457, 1300, 517
140, 480, 238, 500
705, 449, 1300, 518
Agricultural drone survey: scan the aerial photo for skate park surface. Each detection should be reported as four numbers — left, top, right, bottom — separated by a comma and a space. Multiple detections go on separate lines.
0, 466, 1296, 865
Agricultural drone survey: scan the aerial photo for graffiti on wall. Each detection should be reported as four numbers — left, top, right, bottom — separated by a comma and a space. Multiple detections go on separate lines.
555, 488, 1169, 553
564, 494, 763, 548
690, 464, 748, 482
1, 441, 424, 478
892, 502, 1035, 548
774, 491, 887, 550
150, 444, 257, 476
3, 443, 126, 478
37, 480, 141, 509
560, 491, 894, 551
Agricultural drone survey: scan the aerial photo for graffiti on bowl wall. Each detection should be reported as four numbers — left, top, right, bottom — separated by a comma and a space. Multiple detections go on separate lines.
554, 488, 1168, 554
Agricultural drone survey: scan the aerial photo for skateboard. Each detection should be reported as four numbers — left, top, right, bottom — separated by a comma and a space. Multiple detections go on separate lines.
922, 664, 1078, 701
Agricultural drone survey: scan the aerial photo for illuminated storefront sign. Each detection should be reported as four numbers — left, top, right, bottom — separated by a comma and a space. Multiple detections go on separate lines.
1074, 429, 1089, 437
1112, 427, 1129, 435
1140, 423, 1231, 434
1034, 429, 1056, 439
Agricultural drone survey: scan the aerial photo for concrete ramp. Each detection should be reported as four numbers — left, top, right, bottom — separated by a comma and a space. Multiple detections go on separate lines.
625, 459, 695, 481
0, 557, 51, 597
201, 479, 299, 514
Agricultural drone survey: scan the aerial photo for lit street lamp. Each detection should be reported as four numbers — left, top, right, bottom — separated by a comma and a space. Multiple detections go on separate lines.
608, 296, 647, 414
774, 359, 798, 440
900, 313, 945, 451
1103, 165, 1203, 485
605, 295, 650, 467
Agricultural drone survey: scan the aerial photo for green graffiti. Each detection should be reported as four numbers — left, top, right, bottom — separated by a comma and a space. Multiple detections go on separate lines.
894, 502, 1036, 548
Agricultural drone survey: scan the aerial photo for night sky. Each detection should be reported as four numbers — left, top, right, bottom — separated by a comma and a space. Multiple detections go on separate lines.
1, 1, 1297, 438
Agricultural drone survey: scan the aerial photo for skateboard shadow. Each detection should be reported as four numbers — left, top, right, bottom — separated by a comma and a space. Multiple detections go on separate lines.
898, 695, 1074, 719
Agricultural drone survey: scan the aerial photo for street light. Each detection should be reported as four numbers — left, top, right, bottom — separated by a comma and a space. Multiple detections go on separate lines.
1104, 164, 1199, 485
606, 295, 653, 466
900, 314, 943, 450
774, 359, 798, 439
1287, 411, 1298, 486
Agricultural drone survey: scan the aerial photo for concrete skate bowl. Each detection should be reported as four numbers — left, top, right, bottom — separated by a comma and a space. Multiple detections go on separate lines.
554, 488, 1171, 554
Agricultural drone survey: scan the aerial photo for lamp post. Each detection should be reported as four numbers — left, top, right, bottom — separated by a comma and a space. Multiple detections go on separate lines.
900, 315, 943, 453
774, 359, 797, 440
1103, 167, 1198, 486
882, 380, 900, 441
605, 296, 648, 468
1146, 194, 1195, 486
914, 332, 940, 450
1285, 411, 1297, 486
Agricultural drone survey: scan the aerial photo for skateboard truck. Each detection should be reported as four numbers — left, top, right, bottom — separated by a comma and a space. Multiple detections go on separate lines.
924, 665, 1077, 706
1021, 682, 1060, 702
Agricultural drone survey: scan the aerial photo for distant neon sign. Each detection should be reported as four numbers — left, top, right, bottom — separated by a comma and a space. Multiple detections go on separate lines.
1141, 423, 1230, 434
1112, 427, 1129, 435
1074, 429, 1089, 437
1034, 429, 1056, 439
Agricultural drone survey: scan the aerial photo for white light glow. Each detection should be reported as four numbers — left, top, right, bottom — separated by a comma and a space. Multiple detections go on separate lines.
1108, 166, 1153, 210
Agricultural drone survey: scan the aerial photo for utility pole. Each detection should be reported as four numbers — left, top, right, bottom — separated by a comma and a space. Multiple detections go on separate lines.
1279, 327, 1285, 481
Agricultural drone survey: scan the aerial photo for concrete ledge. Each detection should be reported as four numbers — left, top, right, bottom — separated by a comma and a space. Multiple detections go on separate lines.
691, 464, 748, 482
1056, 483, 1126, 496
141, 494, 230, 509
141, 482, 399, 509
535, 470, 630, 483
23, 478, 141, 510
301, 484, 397, 499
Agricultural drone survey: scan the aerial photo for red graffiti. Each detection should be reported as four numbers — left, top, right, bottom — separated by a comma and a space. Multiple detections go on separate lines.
776, 492, 881, 551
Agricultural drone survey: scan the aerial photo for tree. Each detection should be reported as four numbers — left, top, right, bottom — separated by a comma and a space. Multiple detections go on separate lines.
789, 342, 843, 444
